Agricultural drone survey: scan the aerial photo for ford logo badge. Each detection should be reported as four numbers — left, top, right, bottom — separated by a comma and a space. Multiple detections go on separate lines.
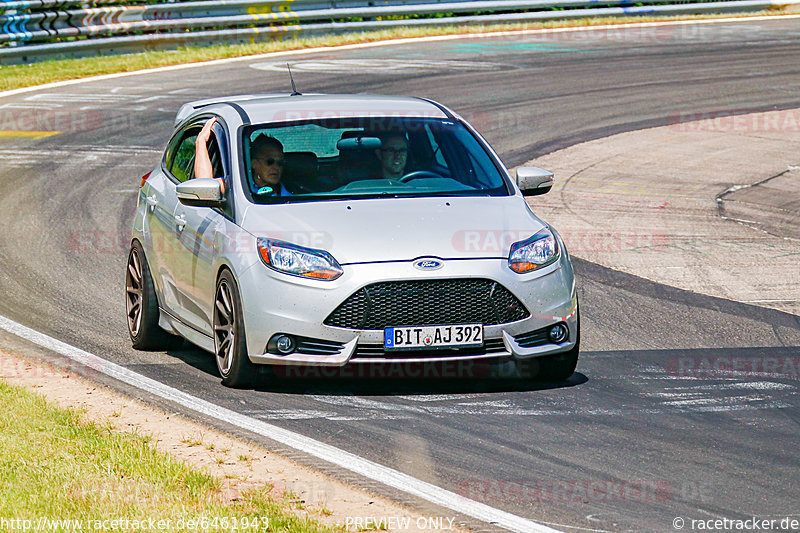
414, 258, 443, 271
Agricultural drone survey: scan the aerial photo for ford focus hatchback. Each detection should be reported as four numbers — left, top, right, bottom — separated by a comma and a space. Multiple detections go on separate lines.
126, 94, 579, 387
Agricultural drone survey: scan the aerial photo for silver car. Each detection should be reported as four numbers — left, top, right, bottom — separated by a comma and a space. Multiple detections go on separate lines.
126, 94, 579, 387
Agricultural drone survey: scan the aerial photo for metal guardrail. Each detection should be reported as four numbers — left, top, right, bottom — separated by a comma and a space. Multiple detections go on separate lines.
1, 0, 798, 63
0, 0, 128, 11
0, 0, 666, 44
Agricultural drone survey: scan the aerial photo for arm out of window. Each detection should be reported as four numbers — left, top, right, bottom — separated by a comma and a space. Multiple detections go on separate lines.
194, 117, 226, 194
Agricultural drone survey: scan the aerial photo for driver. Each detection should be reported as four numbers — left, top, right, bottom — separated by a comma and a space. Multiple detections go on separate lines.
374, 133, 408, 180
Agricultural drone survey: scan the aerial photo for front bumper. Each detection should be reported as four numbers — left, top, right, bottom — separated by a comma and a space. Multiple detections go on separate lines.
237, 254, 577, 367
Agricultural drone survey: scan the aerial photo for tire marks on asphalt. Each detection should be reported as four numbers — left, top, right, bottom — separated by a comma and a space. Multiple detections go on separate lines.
240, 365, 797, 421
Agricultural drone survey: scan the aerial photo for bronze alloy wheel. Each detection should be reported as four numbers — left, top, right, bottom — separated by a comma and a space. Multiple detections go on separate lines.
125, 247, 144, 338
213, 278, 236, 376
212, 270, 257, 387
125, 241, 180, 350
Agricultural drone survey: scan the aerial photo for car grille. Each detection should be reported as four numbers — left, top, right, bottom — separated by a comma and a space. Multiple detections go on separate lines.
324, 279, 530, 330
352, 338, 508, 360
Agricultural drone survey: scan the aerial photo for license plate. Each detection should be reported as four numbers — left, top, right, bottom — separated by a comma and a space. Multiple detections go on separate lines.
384, 324, 483, 350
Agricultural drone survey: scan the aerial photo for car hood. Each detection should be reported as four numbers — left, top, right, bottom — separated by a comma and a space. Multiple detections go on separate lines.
239, 196, 547, 264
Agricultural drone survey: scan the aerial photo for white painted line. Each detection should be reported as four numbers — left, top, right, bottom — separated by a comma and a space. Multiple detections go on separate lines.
249, 58, 506, 73
399, 393, 478, 402
702, 382, 794, 390
25, 93, 136, 102
573, 518, 615, 533
2, 14, 800, 100
0, 313, 562, 533
0, 102, 63, 109
743, 299, 798, 303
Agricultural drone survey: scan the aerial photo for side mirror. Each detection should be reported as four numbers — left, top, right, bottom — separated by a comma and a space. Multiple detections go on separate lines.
176, 178, 225, 208
516, 167, 554, 196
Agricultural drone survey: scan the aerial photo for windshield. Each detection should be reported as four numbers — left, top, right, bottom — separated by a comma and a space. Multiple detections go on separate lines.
241, 117, 509, 203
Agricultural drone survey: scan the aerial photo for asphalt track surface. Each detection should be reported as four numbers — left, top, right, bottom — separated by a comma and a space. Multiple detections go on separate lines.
2, 18, 800, 532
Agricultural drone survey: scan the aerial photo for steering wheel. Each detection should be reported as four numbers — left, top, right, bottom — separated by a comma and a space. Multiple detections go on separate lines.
399, 170, 444, 183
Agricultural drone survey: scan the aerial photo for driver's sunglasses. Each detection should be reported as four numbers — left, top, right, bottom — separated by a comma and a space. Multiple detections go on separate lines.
262, 157, 285, 167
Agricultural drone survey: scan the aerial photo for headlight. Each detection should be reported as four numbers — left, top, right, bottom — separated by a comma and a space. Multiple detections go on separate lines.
257, 238, 343, 280
508, 230, 559, 273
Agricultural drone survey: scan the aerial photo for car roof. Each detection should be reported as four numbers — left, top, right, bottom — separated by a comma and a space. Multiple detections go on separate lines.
175, 94, 451, 127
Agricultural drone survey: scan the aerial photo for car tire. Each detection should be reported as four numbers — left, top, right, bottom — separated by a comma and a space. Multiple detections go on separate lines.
516, 310, 580, 381
213, 269, 257, 388
125, 241, 182, 350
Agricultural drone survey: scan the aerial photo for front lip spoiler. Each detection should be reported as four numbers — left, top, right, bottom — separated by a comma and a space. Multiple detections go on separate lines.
248, 331, 573, 366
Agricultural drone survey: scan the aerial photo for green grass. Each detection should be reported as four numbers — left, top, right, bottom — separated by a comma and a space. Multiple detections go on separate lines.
0, 11, 786, 92
0, 380, 338, 532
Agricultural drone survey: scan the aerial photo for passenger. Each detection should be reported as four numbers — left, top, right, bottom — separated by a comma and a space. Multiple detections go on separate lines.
374, 133, 409, 180
195, 117, 291, 196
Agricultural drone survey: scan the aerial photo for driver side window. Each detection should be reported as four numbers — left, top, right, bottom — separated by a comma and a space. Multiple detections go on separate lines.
166, 124, 224, 183
171, 130, 198, 183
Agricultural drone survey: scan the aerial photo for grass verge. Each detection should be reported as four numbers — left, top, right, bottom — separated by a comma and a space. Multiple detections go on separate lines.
0, 11, 788, 92
0, 380, 337, 532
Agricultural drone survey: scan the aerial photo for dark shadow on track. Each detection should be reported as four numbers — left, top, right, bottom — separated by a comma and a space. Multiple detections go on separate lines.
164, 342, 218, 375
249, 371, 589, 396
161, 342, 589, 394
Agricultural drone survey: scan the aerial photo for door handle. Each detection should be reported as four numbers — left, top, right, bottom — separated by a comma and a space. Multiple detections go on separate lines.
174, 214, 187, 231
146, 195, 158, 211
